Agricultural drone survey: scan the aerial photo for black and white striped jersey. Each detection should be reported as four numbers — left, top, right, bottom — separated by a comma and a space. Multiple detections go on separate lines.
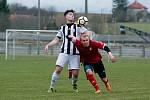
56, 23, 87, 55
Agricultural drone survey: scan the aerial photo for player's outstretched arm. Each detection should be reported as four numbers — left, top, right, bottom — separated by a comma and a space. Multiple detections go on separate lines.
44, 37, 60, 54
103, 45, 117, 63
108, 52, 117, 63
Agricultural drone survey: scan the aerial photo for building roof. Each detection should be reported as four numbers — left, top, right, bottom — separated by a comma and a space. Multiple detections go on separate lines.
9, 13, 35, 22
128, 0, 147, 9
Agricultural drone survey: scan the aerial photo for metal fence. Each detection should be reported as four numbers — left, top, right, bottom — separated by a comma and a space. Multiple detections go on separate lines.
0, 31, 150, 59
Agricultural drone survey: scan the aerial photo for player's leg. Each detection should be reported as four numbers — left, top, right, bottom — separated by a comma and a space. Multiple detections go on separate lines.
68, 64, 72, 79
84, 64, 100, 94
68, 69, 72, 79
49, 65, 63, 92
94, 61, 111, 92
101, 77, 111, 92
48, 53, 69, 92
69, 55, 80, 92
68, 63, 83, 80
71, 69, 79, 92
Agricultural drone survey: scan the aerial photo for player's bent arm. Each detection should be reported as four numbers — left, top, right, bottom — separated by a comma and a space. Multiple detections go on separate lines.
47, 37, 60, 47
44, 37, 60, 53
108, 52, 117, 63
103, 45, 117, 63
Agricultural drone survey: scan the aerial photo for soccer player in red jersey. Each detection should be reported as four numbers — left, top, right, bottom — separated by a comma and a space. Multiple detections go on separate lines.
68, 33, 117, 94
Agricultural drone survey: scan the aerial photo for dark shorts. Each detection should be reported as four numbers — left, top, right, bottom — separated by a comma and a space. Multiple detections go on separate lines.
83, 60, 106, 78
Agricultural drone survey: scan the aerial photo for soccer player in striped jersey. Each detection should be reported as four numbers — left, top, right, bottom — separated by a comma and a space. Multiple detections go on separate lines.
68, 33, 117, 94
44, 9, 87, 92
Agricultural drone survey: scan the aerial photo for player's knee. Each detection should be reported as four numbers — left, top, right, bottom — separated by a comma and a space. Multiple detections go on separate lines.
55, 65, 63, 74
101, 78, 108, 83
86, 69, 93, 75
72, 69, 79, 76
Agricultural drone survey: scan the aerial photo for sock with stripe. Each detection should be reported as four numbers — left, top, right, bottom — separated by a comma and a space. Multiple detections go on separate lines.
87, 73, 99, 91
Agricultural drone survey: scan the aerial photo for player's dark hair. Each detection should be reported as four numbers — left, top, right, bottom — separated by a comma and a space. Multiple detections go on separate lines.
64, 9, 75, 16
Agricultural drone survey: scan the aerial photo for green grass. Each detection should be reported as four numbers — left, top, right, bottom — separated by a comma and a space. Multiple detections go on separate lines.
0, 55, 150, 100
123, 22, 150, 33
108, 22, 150, 34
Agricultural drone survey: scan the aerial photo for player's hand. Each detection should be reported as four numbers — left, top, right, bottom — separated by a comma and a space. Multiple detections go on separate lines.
68, 35, 74, 39
68, 35, 76, 43
110, 56, 117, 63
44, 44, 49, 54
108, 52, 117, 63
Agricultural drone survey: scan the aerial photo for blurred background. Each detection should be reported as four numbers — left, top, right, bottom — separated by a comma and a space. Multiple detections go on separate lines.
0, 0, 150, 59
1, 1, 150, 100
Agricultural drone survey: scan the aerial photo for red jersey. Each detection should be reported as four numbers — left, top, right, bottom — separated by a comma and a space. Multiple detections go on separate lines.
75, 39, 105, 64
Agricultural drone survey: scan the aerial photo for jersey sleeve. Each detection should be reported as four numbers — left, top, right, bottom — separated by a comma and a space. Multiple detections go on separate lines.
94, 41, 105, 49
77, 26, 88, 34
56, 26, 63, 39
74, 39, 81, 46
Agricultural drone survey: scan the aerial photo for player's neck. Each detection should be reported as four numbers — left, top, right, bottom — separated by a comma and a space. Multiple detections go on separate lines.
66, 20, 74, 24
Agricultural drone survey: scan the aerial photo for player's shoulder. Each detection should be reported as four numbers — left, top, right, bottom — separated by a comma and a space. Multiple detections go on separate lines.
90, 40, 103, 45
90, 40, 98, 43
72, 23, 81, 28
76, 39, 81, 43
75, 39, 81, 46
58, 25, 63, 30
59, 24, 67, 29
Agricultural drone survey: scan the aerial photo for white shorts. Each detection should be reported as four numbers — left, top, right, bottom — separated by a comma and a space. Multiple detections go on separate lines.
56, 53, 80, 69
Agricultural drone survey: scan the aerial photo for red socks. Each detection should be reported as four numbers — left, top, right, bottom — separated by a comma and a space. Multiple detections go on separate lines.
86, 73, 99, 91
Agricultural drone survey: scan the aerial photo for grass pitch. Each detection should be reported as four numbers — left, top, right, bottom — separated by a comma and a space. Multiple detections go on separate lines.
0, 55, 150, 100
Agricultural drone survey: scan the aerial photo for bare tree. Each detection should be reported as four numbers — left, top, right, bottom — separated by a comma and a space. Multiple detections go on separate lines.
9, 3, 57, 30
0, 0, 10, 31
112, 0, 128, 22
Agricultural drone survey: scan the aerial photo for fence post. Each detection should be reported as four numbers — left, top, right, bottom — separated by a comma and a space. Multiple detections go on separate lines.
28, 44, 31, 55
12, 33, 16, 60
119, 45, 122, 57
37, 32, 40, 55
142, 46, 145, 58
5, 30, 8, 60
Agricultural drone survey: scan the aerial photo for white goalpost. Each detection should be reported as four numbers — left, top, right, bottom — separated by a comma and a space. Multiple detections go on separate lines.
5, 29, 59, 60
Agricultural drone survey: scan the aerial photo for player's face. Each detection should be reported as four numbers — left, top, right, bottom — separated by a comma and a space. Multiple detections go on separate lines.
65, 12, 74, 22
81, 36, 90, 47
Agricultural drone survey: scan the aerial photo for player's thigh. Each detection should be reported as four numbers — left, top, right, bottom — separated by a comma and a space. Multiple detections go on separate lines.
68, 55, 80, 69
56, 53, 69, 68
93, 61, 106, 78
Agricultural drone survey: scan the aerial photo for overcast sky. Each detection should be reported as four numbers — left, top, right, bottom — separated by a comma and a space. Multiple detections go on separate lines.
7, 0, 150, 13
